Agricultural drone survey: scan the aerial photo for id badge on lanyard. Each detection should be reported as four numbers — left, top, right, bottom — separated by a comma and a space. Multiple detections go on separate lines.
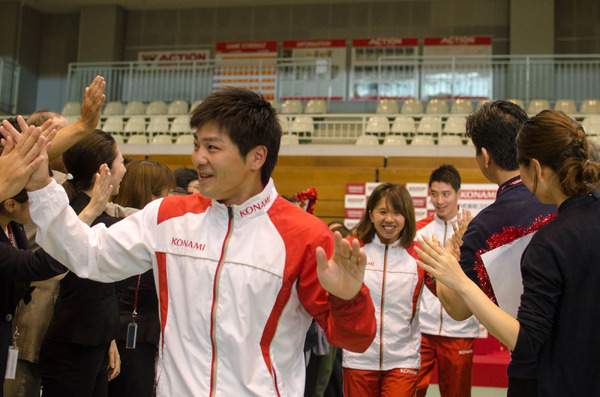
126, 275, 142, 349
5, 306, 19, 380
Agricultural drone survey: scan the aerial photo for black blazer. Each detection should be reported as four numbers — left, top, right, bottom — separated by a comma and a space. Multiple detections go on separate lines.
0, 221, 66, 386
0, 222, 66, 321
44, 192, 122, 346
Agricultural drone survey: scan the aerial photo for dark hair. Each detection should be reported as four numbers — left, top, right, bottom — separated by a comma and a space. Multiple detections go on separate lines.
331, 224, 351, 238
173, 167, 198, 190
281, 194, 299, 204
113, 160, 175, 209
517, 110, 600, 197
0, 188, 28, 216
466, 100, 528, 171
189, 87, 281, 185
327, 220, 344, 229
4, 117, 20, 132
62, 130, 117, 200
355, 183, 416, 248
429, 164, 461, 191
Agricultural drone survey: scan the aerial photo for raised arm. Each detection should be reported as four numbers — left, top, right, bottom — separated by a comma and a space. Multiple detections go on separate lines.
310, 232, 376, 352
435, 282, 475, 321
25, 139, 154, 283
416, 235, 519, 350
77, 163, 113, 225
47, 76, 106, 159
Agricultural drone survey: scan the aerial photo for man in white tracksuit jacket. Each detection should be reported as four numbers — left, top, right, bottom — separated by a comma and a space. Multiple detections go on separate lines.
414, 165, 479, 397
21, 87, 377, 396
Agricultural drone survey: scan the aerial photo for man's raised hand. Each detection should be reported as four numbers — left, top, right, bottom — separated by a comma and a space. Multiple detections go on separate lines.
316, 232, 367, 300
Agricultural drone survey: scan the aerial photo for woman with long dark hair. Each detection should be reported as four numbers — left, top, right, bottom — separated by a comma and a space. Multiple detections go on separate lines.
417, 110, 600, 396
39, 130, 126, 397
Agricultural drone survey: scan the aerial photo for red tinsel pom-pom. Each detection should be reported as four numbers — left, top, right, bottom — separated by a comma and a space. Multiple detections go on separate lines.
295, 187, 318, 214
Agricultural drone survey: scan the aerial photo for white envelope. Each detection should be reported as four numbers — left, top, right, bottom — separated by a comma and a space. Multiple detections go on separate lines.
480, 232, 536, 318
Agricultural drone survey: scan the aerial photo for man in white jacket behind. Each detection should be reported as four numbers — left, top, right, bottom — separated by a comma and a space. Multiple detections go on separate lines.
414, 164, 480, 397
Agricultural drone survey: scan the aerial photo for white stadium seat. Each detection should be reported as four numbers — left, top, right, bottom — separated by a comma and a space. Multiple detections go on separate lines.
554, 99, 577, 114
304, 99, 327, 114
425, 98, 449, 114
390, 116, 416, 137
580, 99, 600, 114
417, 116, 442, 135
401, 99, 424, 114
375, 99, 399, 115
280, 100, 303, 114
443, 116, 467, 135
103, 101, 123, 116
383, 135, 407, 145
124, 116, 147, 135
127, 134, 148, 144
365, 116, 390, 138
102, 116, 124, 134
527, 99, 550, 114
411, 135, 435, 145
450, 99, 473, 114
124, 101, 145, 116
62, 102, 80, 116
168, 100, 189, 115
439, 135, 463, 145
355, 134, 379, 145
147, 116, 170, 135
146, 101, 167, 115
170, 116, 192, 135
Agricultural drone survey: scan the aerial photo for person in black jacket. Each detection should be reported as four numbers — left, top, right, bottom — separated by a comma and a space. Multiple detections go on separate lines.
39, 130, 126, 397
417, 110, 600, 396
0, 172, 111, 397
0, 189, 66, 397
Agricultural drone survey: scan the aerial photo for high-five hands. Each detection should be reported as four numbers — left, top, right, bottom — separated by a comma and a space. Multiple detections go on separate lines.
415, 234, 470, 292
450, 208, 472, 249
0, 120, 56, 199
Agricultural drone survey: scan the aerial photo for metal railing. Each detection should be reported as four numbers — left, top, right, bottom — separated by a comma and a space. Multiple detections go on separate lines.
66, 54, 600, 109
377, 54, 600, 106
66, 58, 333, 104
0, 57, 20, 114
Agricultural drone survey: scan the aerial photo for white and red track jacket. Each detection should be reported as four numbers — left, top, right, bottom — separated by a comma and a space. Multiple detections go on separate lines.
342, 235, 425, 371
415, 214, 480, 338
29, 179, 376, 397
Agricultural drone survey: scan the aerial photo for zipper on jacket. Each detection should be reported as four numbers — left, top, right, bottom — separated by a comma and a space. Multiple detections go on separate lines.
379, 244, 389, 371
438, 221, 448, 335
209, 206, 234, 396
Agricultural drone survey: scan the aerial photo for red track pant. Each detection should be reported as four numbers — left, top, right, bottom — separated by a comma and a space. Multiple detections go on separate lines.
416, 334, 475, 397
343, 367, 418, 397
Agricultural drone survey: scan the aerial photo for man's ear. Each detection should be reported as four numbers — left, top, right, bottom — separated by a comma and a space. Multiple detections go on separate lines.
481, 147, 492, 167
2, 199, 16, 214
247, 145, 267, 171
